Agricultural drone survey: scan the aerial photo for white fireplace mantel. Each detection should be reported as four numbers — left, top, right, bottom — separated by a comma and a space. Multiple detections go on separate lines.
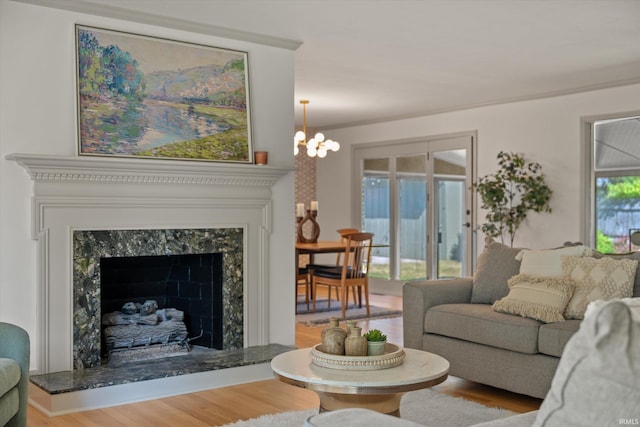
8, 153, 294, 374
6, 153, 292, 187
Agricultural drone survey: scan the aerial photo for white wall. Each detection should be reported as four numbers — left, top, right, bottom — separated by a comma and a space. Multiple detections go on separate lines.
317, 83, 640, 256
0, 0, 297, 366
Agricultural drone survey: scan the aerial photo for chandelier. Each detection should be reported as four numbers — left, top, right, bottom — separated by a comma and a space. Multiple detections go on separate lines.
293, 100, 340, 157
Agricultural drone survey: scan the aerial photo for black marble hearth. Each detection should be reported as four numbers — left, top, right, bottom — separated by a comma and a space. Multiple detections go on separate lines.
30, 344, 293, 395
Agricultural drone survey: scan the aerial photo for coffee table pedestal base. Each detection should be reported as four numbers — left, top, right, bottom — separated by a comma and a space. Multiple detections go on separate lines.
317, 392, 403, 416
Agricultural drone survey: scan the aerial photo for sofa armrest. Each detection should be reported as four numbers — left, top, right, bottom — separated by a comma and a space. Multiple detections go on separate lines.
402, 278, 473, 349
0, 322, 30, 427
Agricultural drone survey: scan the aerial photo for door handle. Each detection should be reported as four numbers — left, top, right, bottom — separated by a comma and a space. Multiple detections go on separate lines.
462, 222, 471, 228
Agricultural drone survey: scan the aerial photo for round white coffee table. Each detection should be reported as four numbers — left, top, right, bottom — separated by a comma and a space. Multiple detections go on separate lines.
271, 347, 449, 416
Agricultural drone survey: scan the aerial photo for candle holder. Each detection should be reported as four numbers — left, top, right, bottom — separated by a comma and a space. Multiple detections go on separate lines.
297, 209, 320, 243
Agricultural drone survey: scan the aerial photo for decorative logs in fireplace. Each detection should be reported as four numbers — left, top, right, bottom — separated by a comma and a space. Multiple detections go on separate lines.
102, 300, 190, 364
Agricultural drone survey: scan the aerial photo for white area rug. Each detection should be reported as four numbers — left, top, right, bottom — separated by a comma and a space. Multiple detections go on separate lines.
221, 388, 517, 427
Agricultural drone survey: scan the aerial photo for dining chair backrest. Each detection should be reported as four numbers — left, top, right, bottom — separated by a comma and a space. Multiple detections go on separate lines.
311, 231, 374, 319
340, 232, 374, 279
335, 228, 359, 265
337, 228, 359, 236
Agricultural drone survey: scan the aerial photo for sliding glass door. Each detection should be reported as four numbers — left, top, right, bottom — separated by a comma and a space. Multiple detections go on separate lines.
433, 149, 469, 279
355, 134, 474, 293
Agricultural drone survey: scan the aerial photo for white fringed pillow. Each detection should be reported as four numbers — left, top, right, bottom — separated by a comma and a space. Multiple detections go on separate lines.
492, 274, 575, 323
561, 256, 638, 319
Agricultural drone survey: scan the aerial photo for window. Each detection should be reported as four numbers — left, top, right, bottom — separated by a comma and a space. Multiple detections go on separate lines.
590, 116, 640, 253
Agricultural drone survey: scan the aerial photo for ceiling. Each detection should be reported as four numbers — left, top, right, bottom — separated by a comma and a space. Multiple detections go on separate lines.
61, 1, 640, 129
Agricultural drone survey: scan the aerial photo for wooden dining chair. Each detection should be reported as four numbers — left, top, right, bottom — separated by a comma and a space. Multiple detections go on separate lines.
312, 232, 374, 319
296, 266, 310, 312
306, 228, 360, 305
307, 228, 359, 270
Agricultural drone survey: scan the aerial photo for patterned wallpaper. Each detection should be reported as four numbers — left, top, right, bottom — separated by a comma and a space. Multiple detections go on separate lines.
295, 152, 316, 212
295, 153, 316, 263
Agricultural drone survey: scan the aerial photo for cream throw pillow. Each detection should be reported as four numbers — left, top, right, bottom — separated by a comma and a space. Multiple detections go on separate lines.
515, 245, 592, 277
492, 274, 575, 323
561, 256, 638, 320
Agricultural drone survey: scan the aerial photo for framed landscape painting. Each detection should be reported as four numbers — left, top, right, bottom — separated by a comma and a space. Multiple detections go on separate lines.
75, 25, 252, 163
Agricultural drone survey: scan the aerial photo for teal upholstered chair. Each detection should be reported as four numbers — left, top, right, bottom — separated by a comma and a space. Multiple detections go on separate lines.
0, 322, 29, 427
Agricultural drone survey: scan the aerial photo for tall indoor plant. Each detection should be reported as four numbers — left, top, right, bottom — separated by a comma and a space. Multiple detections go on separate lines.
475, 151, 552, 247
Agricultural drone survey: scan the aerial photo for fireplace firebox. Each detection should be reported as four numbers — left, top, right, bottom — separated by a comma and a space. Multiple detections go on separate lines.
100, 253, 224, 362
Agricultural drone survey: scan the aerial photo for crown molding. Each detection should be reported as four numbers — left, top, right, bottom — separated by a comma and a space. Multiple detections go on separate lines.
11, 0, 303, 51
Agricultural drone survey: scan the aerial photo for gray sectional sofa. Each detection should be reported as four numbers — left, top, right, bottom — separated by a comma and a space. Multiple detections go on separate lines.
305, 299, 640, 426
402, 240, 640, 399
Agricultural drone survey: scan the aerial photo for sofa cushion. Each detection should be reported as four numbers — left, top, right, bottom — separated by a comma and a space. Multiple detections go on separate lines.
0, 358, 20, 397
533, 301, 640, 427
537, 320, 580, 357
592, 250, 640, 297
471, 240, 522, 304
0, 387, 19, 427
515, 245, 591, 277
425, 304, 541, 354
492, 274, 575, 323
561, 256, 638, 319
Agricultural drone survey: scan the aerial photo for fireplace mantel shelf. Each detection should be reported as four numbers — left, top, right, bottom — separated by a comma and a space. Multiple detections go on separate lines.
7, 153, 293, 187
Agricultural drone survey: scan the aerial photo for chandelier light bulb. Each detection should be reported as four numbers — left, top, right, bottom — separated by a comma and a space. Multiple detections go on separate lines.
324, 140, 338, 151
293, 100, 340, 158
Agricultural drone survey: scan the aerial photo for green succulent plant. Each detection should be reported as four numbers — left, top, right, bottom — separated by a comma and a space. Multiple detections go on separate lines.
363, 329, 387, 342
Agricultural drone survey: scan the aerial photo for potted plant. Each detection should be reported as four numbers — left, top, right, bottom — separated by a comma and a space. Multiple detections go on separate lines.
475, 151, 552, 247
363, 328, 387, 356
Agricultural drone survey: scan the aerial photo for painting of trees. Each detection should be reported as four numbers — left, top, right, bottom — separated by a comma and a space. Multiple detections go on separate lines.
75, 25, 251, 162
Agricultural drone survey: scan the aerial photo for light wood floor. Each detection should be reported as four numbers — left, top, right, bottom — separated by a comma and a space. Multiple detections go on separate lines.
27, 292, 541, 426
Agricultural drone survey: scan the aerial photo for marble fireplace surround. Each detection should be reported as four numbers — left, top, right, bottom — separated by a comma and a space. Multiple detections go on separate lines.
8, 153, 292, 375
73, 227, 243, 369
